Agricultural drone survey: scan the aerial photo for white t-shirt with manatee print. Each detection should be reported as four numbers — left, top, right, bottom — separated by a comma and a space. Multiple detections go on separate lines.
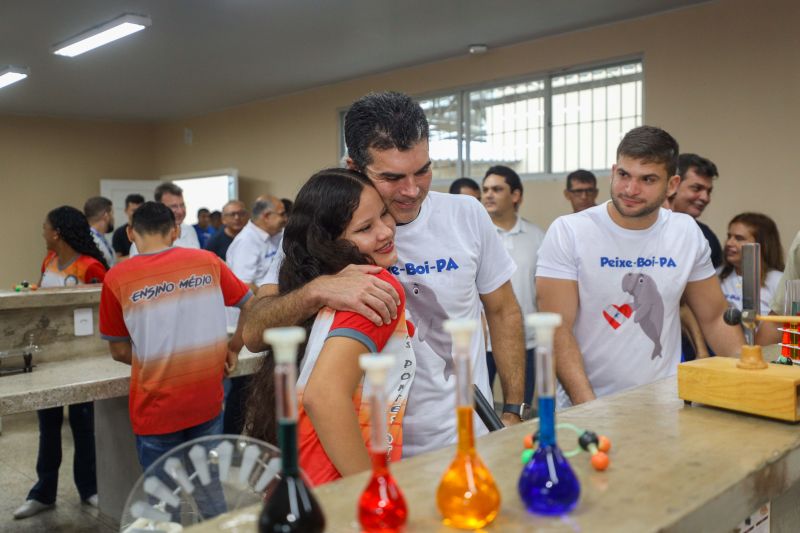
536, 202, 715, 408
390, 191, 515, 456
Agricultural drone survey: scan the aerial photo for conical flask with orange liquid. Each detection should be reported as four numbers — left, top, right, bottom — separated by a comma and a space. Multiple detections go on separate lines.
436, 319, 501, 529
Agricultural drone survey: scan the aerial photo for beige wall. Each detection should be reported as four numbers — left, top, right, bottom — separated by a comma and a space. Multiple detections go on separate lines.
0, 116, 154, 287
153, 0, 800, 253
2, 0, 798, 288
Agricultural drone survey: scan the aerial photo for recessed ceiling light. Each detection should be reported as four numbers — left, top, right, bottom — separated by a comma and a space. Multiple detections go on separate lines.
52, 13, 151, 58
0, 66, 29, 90
468, 44, 489, 55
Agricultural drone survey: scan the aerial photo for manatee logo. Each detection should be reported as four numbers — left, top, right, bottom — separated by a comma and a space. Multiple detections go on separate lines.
400, 281, 453, 379
620, 272, 665, 360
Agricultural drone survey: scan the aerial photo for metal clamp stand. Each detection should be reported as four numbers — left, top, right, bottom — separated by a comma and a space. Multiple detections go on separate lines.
0, 335, 40, 375
679, 243, 800, 421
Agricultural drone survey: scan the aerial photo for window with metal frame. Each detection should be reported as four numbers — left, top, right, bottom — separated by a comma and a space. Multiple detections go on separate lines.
339, 59, 642, 183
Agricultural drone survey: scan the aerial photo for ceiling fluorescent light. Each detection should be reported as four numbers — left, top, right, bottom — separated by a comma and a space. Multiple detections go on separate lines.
0, 66, 29, 90
52, 14, 151, 58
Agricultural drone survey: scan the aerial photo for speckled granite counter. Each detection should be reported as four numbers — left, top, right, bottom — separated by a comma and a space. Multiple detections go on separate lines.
0, 349, 266, 416
0, 286, 106, 363
0, 286, 101, 310
188, 376, 800, 533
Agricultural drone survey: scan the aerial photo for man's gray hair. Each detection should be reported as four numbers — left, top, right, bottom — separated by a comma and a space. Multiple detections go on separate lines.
252, 197, 276, 220
222, 199, 246, 212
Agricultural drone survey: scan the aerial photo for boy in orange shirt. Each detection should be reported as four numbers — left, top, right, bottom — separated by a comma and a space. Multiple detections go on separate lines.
99, 202, 252, 478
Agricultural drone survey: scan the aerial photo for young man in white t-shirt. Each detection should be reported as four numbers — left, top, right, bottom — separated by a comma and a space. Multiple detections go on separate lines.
244, 92, 526, 456
536, 126, 744, 407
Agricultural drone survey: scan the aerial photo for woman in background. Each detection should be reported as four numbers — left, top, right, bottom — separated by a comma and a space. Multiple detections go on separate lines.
14, 206, 108, 520
719, 212, 784, 314
39, 205, 109, 287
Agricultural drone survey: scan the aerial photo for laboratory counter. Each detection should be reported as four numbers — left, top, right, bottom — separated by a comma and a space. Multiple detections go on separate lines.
0, 350, 265, 416
188, 376, 800, 532
0, 285, 268, 525
0, 285, 101, 311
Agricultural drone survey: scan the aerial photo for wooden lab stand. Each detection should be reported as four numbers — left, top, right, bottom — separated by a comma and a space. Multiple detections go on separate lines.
678, 332, 800, 422
679, 243, 800, 422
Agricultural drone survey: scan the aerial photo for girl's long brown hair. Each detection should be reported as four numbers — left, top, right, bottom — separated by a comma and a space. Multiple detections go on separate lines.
243, 168, 375, 444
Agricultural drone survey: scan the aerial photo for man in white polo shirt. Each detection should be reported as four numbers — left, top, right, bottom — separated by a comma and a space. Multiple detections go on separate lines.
482, 165, 545, 410
226, 195, 286, 292
223, 194, 286, 435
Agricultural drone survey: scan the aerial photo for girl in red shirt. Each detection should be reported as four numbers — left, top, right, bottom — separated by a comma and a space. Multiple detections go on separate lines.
246, 169, 415, 486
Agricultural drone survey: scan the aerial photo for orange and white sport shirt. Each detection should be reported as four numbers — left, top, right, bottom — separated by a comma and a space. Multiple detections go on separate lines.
99, 247, 251, 435
40, 251, 106, 287
296, 270, 416, 486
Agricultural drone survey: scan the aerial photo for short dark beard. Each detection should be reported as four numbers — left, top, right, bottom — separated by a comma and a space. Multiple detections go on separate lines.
610, 192, 664, 220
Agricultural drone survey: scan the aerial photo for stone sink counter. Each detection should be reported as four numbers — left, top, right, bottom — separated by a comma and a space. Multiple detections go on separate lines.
0, 348, 266, 416
0, 285, 101, 310
0, 286, 107, 363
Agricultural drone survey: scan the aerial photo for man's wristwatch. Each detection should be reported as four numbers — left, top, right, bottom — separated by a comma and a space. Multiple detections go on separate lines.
502, 402, 531, 421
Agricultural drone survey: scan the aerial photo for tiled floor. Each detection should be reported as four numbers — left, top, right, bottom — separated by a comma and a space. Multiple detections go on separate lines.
0, 411, 115, 533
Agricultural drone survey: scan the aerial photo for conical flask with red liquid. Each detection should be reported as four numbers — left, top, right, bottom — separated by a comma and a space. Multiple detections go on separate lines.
259, 327, 325, 533
357, 353, 408, 532
436, 319, 500, 530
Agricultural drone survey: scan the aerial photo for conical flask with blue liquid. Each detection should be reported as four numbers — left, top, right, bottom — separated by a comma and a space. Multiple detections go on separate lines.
518, 313, 580, 515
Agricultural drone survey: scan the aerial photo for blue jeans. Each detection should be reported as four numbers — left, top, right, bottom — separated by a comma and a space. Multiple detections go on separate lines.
223, 375, 251, 435
486, 348, 535, 406
135, 412, 227, 520
27, 403, 97, 504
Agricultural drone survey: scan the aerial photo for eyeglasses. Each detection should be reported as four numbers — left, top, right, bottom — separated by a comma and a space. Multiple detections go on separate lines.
568, 188, 598, 196
223, 210, 248, 218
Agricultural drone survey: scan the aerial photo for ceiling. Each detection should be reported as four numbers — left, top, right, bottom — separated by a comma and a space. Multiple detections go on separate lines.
0, 0, 708, 121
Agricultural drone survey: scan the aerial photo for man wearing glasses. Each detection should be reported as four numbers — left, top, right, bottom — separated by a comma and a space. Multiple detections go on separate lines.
205, 200, 248, 261
563, 169, 599, 213
226, 195, 287, 293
